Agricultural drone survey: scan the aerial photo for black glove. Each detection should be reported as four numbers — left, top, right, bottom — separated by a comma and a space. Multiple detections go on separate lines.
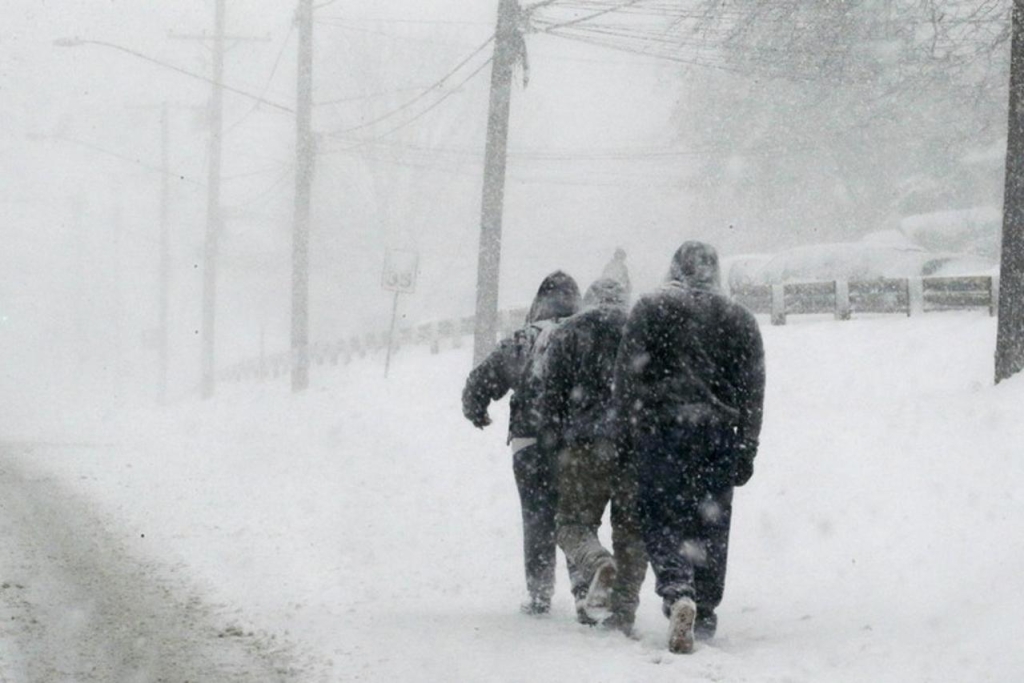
732, 456, 754, 487
732, 439, 758, 487
537, 427, 562, 455
468, 412, 492, 429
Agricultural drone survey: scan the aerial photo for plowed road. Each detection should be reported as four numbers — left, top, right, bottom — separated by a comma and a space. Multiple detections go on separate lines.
0, 445, 298, 682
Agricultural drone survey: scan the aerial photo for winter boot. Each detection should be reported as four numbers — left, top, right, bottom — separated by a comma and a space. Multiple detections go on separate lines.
667, 597, 697, 654
575, 604, 598, 626
572, 584, 597, 625
695, 608, 717, 640
600, 611, 636, 638
582, 559, 617, 622
519, 594, 550, 616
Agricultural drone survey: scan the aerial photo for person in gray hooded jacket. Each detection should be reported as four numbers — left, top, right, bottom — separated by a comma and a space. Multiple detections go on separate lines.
536, 278, 647, 633
614, 241, 765, 653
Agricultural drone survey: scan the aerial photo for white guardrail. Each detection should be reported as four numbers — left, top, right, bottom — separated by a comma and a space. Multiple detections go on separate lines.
219, 275, 998, 383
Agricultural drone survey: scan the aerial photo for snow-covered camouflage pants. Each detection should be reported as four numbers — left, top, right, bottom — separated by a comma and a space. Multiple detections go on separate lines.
555, 439, 647, 623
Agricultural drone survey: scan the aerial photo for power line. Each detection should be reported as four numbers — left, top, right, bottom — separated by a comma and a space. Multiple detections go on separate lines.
34, 133, 206, 186
314, 19, 486, 51
322, 134, 831, 164
221, 165, 293, 181
326, 36, 495, 135
224, 165, 295, 212
54, 39, 294, 113
224, 23, 296, 135
316, 15, 493, 26
542, 27, 775, 77
329, 57, 494, 145
535, 0, 648, 32
314, 84, 436, 107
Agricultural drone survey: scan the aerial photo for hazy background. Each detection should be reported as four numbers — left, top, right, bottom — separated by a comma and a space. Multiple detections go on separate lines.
0, 0, 1010, 418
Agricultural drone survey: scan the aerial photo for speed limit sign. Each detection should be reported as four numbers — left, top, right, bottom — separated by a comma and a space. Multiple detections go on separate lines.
382, 249, 419, 294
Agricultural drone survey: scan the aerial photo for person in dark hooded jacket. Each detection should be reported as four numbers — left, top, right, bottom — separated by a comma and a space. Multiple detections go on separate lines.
462, 271, 581, 615
614, 241, 765, 654
536, 278, 647, 633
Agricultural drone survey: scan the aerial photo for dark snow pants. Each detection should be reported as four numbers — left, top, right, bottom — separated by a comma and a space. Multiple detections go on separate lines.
513, 443, 559, 604
555, 439, 646, 623
635, 424, 735, 617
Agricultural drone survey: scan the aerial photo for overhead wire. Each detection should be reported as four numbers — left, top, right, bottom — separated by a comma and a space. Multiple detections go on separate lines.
224, 163, 295, 213
44, 134, 206, 187
66, 39, 294, 113
328, 56, 494, 146
314, 19, 485, 51
535, 0, 649, 32
224, 21, 296, 135
529, 0, 1010, 78
316, 15, 493, 26
315, 85, 439, 107
326, 34, 495, 135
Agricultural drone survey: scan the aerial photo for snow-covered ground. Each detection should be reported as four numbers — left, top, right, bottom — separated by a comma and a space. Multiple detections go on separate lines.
2, 311, 1023, 682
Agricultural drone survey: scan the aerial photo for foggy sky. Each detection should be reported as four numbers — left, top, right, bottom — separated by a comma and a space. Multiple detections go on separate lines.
1, 1, 1007, 410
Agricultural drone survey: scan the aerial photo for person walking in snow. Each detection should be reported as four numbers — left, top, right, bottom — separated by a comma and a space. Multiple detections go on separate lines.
462, 271, 582, 615
601, 247, 631, 303
614, 241, 765, 653
536, 277, 647, 634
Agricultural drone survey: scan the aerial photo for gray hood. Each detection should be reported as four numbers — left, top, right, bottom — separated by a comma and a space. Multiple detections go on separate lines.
668, 241, 722, 293
582, 277, 627, 309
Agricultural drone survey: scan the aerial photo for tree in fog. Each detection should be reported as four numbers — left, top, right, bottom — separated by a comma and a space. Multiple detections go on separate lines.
672, 0, 1009, 250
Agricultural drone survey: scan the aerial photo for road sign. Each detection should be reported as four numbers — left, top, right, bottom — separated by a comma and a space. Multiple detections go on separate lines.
382, 249, 419, 294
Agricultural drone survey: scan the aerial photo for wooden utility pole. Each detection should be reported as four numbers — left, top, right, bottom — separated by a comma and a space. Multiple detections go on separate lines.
292, 0, 315, 392
472, 0, 520, 366
997, 0, 1024, 383
202, 0, 225, 399
158, 102, 170, 404
173, 2, 265, 398
127, 101, 202, 403
174, 0, 228, 399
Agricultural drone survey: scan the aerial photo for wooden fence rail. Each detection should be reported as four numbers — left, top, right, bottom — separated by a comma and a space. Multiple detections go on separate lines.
219, 275, 998, 382
733, 275, 996, 325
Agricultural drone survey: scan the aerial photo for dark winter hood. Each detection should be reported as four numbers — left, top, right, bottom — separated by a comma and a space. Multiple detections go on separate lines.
668, 241, 722, 293
583, 277, 627, 309
527, 270, 581, 323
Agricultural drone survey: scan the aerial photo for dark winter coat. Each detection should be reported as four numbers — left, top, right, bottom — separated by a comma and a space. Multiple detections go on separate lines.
614, 242, 765, 488
536, 278, 629, 452
462, 271, 581, 442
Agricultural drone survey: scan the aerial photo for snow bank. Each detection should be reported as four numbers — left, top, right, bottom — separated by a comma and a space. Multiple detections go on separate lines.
900, 206, 1001, 259
6, 311, 1024, 682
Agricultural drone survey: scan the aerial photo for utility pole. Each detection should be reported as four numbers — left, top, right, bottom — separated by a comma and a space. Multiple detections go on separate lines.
997, 0, 1024, 383
202, 0, 226, 399
172, 2, 266, 398
292, 0, 315, 392
173, 0, 226, 398
111, 186, 126, 399
158, 102, 171, 404
472, 0, 521, 366
126, 101, 201, 404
